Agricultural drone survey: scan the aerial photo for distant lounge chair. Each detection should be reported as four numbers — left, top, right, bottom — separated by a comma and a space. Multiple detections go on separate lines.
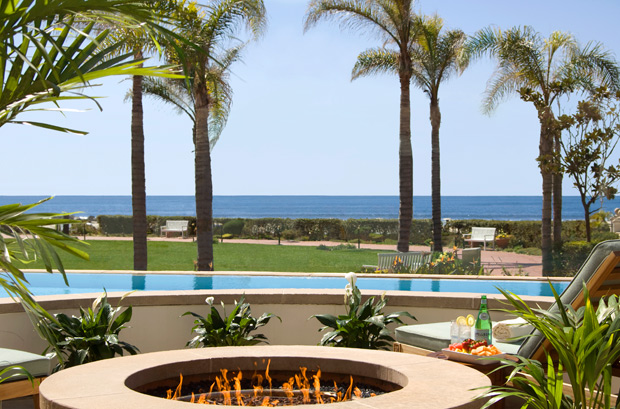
463, 227, 496, 250
363, 251, 432, 272
460, 247, 482, 267
393, 240, 620, 360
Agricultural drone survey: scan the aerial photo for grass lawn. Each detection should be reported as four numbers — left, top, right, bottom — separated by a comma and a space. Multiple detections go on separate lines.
17, 240, 384, 272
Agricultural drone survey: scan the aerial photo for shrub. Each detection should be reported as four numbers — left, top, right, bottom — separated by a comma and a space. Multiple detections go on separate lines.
553, 241, 595, 276
223, 219, 244, 236
97, 215, 133, 235
222, 233, 233, 239
184, 296, 280, 347
311, 273, 414, 349
40, 292, 139, 372
479, 286, 620, 409
281, 229, 297, 240
368, 233, 383, 242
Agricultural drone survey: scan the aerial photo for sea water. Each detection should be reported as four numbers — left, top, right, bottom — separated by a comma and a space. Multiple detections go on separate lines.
2, 195, 619, 220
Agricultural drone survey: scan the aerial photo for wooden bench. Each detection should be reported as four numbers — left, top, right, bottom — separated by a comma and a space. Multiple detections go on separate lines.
160, 220, 189, 239
463, 227, 496, 250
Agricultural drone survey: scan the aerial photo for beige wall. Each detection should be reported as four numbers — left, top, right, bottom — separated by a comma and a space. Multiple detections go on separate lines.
0, 289, 552, 354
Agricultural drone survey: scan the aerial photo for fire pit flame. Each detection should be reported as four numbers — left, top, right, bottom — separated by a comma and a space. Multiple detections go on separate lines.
164, 359, 370, 406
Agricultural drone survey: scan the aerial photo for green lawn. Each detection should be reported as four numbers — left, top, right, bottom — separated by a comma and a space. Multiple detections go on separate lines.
18, 240, 384, 272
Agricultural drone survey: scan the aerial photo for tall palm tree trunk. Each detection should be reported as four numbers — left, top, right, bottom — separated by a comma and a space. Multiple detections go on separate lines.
194, 77, 214, 271
430, 97, 442, 253
552, 132, 563, 250
397, 73, 413, 253
131, 52, 147, 271
540, 109, 554, 274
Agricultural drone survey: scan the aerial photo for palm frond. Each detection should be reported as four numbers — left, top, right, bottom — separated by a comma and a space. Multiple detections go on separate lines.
304, 0, 401, 46
351, 47, 398, 80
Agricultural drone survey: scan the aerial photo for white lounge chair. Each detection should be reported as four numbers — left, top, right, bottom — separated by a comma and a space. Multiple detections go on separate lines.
463, 227, 496, 250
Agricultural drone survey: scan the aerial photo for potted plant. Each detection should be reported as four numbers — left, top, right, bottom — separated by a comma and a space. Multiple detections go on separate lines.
495, 230, 510, 249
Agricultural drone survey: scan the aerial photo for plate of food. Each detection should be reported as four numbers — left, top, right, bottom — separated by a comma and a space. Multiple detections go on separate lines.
441, 339, 506, 365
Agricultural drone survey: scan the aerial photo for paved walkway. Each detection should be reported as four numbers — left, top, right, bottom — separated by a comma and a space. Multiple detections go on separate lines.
86, 236, 543, 277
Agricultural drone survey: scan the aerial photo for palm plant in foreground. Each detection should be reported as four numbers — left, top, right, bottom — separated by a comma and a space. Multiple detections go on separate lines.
481, 285, 620, 409
0, 0, 181, 134
468, 26, 620, 274
304, 0, 419, 252
0, 199, 89, 366
352, 15, 468, 253
173, 0, 266, 271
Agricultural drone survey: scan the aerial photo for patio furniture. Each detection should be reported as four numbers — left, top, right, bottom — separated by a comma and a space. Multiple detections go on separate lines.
0, 348, 52, 409
364, 251, 432, 271
459, 247, 482, 266
393, 240, 620, 359
160, 220, 189, 239
463, 227, 496, 250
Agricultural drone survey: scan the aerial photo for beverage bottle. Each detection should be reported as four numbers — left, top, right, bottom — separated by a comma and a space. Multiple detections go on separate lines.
474, 295, 492, 344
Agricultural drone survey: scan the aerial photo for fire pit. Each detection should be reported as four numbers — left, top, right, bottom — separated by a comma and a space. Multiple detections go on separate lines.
39, 346, 490, 409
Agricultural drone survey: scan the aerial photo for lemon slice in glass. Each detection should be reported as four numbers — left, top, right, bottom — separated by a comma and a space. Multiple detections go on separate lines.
456, 316, 467, 326
466, 314, 475, 327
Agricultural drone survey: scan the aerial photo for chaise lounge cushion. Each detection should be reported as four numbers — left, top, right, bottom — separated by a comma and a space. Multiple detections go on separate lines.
394, 322, 521, 355
0, 348, 52, 380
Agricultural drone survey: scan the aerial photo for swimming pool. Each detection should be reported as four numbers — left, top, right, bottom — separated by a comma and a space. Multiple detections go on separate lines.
8, 273, 568, 297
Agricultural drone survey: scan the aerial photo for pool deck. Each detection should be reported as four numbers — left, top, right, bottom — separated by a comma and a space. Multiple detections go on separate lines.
85, 236, 543, 277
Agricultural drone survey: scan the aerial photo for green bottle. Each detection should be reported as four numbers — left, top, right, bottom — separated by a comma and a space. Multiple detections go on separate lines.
474, 295, 492, 344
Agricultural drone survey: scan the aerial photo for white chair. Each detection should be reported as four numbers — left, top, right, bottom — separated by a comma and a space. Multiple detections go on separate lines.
160, 220, 189, 239
463, 227, 496, 250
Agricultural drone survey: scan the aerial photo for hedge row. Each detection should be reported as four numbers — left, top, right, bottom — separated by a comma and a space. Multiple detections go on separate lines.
96, 216, 612, 249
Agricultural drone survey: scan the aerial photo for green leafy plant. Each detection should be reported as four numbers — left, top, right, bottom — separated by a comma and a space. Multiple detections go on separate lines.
312, 273, 414, 349
40, 292, 139, 372
480, 284, 620, 409
184, 296, 280, 348
0, 365, 33, 384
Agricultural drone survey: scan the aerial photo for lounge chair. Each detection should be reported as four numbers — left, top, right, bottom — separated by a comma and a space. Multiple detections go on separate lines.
0, 348, 52, 409
460, 247, 482, 267
364, 251, 432, 272
394, 239, 620, 358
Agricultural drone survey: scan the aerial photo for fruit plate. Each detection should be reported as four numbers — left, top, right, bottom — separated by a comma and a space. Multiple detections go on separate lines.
441, 349, 506, 365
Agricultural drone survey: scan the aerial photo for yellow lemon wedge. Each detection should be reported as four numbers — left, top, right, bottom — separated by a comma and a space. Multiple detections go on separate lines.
456, 316, 467, 326
466, 314, 475, 327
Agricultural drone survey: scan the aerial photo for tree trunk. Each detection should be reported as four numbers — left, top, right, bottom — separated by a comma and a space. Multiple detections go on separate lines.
582, 194, 592, 242
131, 52, 147, 271
430, 96, 442, 253
397, 72, 413, 253
552, 131, 563, 250
194, 74, 214, 271
539, 108, 554, 275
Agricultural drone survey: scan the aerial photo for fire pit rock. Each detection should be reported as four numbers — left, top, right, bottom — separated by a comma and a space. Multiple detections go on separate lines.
39, 345, 490, 409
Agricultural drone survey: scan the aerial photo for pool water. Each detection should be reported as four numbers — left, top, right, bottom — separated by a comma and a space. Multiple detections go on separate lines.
7, 273, 568, 297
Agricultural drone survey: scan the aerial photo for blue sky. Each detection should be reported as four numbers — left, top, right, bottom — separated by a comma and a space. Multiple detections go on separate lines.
4, 0, 620, 196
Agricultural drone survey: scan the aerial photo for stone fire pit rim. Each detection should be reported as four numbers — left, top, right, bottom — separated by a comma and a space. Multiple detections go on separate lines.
39, 345, 490, 409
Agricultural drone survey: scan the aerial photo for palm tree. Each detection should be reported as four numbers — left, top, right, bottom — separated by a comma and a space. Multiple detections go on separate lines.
305, 0, 419, 252
468, 26, 619, 274
141, 45, 242, 151
352, 15, 468, 253
174, 0, 266, 271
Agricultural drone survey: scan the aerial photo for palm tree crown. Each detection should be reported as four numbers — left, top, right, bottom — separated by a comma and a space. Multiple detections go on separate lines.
305, 0, 419, 252
469, 25, 620, 273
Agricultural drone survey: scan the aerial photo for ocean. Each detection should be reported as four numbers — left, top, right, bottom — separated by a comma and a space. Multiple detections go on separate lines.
2, 195, 620, 221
